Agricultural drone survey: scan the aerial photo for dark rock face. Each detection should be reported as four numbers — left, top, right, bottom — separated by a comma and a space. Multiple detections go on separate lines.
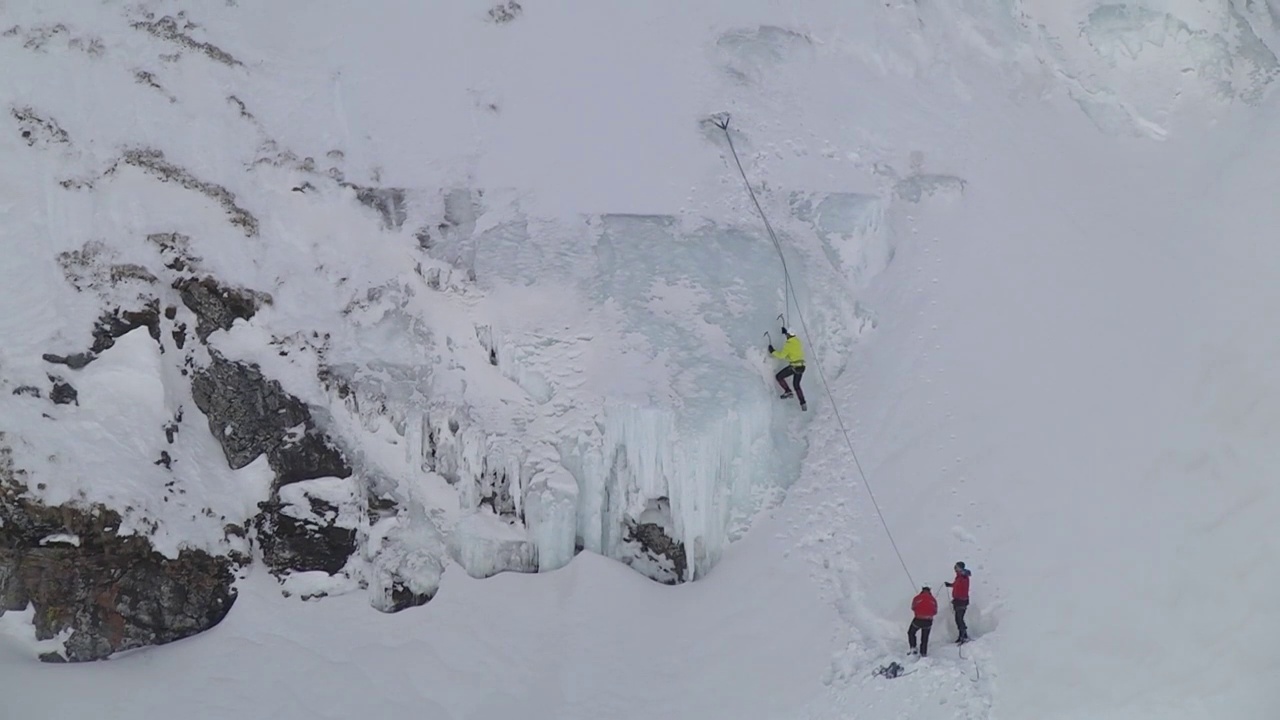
1, 545, 236, 662
41, 352, 94, 370
49, 377, 78, 406
190, 354, 356, 581
268, 429, 351, 488
350, 185, 407, 230
0, 473, 112, 550
478, 466, 517, 519
387, 582, 433, 612
0, 452, 236, 662
488, 1, 523, 24
191, 353, 351, 484
192, 353, 304, 468
40, 302, 162, 372
147, 232, 199, 272
256, 494, 356, 576
626, 521, 688, 585
91, 302, 162, 354
175, 276, 269, 341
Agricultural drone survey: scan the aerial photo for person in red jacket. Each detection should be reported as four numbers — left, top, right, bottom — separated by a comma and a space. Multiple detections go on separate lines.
944, 561, 972, 643
908, 586, 937, 657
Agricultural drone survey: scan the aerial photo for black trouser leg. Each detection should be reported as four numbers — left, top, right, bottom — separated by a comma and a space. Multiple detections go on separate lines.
954, 600, 969, 640
792, 366, 806, 405
908, 618, 933, 656
775, 366, 794, 393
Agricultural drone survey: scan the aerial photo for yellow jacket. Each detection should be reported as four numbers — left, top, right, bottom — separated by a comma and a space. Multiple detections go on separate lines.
772, 335, 805, 367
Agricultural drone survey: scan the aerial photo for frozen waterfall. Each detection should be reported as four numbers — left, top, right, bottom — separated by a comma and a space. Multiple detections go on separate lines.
323, 208, 840, 586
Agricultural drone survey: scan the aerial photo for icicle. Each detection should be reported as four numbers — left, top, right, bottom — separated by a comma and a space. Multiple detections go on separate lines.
524, 442, 579, 572
551, 399, 779, 582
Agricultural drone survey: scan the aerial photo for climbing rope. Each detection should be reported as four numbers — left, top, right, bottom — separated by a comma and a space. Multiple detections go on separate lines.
958, 632, 981, 681
711, 114, 793, 328
711, 113, 918, 594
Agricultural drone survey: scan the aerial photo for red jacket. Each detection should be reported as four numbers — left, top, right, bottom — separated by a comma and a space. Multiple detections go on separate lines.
950, 570, 971, 601
911, 590, 937, 619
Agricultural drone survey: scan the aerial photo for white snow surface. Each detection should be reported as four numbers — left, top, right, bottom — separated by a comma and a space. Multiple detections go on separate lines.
1, 0, 1278, 718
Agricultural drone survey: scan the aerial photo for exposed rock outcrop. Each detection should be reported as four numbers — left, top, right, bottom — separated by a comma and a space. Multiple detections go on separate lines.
0, 445, 236, 662
90, 302, 162, 353
190, 353, 351, 483
42, 302, 162, 371
255, 478, 359, 576
1, 544, 236, 663
620, 497, 688, 584
48, 376, 78, 406
190, 353, 357, 583
348, 185, 407, 230
625, 520, 688, 585
175, 276, 269, 341
386, 581, 433, 612
119, 148, 259, 236
268, 426, 351, 489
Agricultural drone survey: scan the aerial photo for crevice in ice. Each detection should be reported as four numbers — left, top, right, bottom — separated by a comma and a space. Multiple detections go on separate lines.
474, 324, 499, 366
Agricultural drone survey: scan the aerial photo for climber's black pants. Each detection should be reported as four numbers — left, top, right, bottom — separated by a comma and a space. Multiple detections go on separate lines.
775, 365, 806, 405
908, 618, 933, 657
953, 599, 969, 640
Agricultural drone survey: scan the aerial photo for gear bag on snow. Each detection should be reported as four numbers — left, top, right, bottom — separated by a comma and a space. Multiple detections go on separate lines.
873, 661, 910, 679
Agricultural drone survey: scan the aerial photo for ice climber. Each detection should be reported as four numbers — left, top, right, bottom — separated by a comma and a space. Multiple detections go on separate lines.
945, 561, 972, 643
908, 586, 937, 657
768, 327, 807, 411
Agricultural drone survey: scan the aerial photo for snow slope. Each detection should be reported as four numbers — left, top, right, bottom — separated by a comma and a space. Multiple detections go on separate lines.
3, 0, 1279, 718
1, 536, 836, 720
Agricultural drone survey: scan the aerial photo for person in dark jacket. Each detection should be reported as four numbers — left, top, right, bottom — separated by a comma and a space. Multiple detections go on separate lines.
908, 586, 937, 657
944, 561, 972, 643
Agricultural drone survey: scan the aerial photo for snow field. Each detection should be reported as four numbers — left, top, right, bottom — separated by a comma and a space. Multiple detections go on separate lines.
1, 0, 1278, 718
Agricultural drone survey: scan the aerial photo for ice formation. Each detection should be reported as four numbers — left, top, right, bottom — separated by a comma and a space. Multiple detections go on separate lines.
1030, 1, 1280, 137
316, 208, 830, 585
792, 191, 889, 289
